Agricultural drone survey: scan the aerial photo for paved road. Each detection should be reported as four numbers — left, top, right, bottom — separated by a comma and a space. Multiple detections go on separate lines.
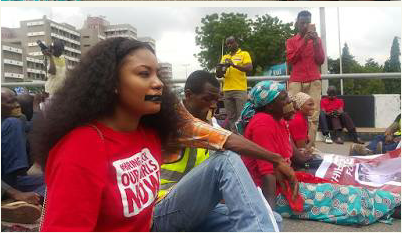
282, 141, 401, 232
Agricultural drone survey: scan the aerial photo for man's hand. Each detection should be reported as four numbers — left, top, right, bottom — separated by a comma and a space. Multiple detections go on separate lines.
308, 31, 319, 43
303, 33, 312, 44
42, 49, 52, 57
12, 191, 41, 205
225, 59, 234, 67
331, 111, 340, 117
274, 162, 299, 201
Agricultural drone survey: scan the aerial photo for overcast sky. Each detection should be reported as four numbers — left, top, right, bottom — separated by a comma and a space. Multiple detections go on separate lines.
1, 7, 400, 80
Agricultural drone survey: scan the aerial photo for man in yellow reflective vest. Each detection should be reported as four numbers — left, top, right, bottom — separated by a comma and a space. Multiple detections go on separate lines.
350, 114, 401, 155
153, 70, 283, 232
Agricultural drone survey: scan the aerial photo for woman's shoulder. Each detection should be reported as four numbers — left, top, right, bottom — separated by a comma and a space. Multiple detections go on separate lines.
50, 125, 104, 160
248, 112, 275, 128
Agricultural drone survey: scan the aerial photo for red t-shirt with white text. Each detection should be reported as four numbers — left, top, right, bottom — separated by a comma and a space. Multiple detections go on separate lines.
241, 113, 293, 187
41, 122, 161, 232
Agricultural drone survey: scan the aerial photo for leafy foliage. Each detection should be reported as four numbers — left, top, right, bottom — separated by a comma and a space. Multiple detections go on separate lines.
327, 41, 400, 95
195, 13, 294, 75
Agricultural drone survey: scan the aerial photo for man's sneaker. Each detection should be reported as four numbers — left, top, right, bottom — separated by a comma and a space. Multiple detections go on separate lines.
324, 135, 333, 144
349, 143, 373, 156
1, 201, 41, 224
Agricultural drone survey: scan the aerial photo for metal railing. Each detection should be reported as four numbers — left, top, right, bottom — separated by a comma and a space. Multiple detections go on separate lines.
1, 72, 400, 87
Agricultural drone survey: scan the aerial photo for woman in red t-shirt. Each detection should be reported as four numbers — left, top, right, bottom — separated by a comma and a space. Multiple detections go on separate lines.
30, 38, 183, 231
237, 82, 401, 225
288, 92, 315, 159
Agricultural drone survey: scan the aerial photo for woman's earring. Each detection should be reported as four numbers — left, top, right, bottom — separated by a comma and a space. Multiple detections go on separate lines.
114, 89, 118, 94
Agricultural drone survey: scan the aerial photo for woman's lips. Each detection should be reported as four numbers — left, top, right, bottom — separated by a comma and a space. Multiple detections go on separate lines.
144, 95, 162, 102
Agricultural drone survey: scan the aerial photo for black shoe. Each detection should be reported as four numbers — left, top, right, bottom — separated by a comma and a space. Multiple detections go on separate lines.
353, 137, 365, 144
335, 137, 344, 144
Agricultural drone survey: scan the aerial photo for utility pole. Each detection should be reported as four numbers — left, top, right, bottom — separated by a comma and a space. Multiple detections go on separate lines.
182, 64, 190, 78
338, 7, 344, 95
320, 7, 329, 95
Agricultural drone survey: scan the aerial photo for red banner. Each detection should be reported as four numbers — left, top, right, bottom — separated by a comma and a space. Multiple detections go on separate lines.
315, 148, 401, 194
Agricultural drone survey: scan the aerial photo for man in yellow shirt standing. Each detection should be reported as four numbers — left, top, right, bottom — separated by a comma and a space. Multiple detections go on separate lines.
43, 39, 67, 97
217, 36, 252, 133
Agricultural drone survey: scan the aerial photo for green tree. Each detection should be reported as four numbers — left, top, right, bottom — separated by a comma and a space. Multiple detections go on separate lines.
195, 13, 252, 71
328, 43, 364, 94
195, 13, 294, 76
383, 36, 401, 94
351, 58, 385, 95
247, 14, 294, 74
327, 44, 386, 95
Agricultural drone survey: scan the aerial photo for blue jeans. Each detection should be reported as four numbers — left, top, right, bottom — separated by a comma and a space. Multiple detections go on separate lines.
195, 203, 283, 232
152, 150, 281, 232
366, 135, 399, 153
1, 117, 45, 197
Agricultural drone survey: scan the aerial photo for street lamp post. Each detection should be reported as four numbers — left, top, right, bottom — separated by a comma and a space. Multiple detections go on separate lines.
320, 7, 329, 95
338, 7, 344, 95
182, 64, 190, 78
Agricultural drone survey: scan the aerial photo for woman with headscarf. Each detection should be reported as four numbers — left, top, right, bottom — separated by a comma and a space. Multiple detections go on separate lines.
289, 92, 315, 150
237, 81, 400, 226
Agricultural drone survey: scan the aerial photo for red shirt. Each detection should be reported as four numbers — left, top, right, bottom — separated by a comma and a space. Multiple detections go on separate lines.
321, 97, 344, 113
241, 113, 293, 187
286, 34, 325, 83
288, 111, 309, 144
42, 122, 162, 232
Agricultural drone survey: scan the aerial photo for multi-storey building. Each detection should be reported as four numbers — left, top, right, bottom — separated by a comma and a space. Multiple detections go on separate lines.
1, 42, 25, 82
159, 62, 173, 80
138, 36, 156, 51
19, 15, 81, 70
80, 16, 108, 55
2, 15, 160, 82
104, 24, 137, 40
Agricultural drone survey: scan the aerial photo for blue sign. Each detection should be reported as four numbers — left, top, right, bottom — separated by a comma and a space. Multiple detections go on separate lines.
264, 63, 287, 76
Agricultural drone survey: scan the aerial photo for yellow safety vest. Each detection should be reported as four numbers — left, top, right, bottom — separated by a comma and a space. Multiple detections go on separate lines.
158, 147, 209, 198
395, 118, 401, 136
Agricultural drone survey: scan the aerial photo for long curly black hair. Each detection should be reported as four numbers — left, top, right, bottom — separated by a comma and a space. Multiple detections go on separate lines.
30, 37, 182, 169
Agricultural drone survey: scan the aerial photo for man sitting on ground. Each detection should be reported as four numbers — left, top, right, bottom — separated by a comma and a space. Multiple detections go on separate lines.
154, 70, 285, 232
350, 113, 401, 155
1, 87, 44, 224
319, 86, 364, 144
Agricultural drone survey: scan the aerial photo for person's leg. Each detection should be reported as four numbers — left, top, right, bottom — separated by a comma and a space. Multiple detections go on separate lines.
319, 111, 331, 136
223, 91, 237, 132
339, 112, 363, 144
383, 141, 399, 152
330, 116, 344, 144
287, 82, 302, 98
194, 203, 283, 232
1, 118, 30, 185
232, 90, 248, 133
14, 175, 45, 197
152, 151, 276, 232
275, 182, 401, 225
366, 135, 385, 152
303, 80, 322, 147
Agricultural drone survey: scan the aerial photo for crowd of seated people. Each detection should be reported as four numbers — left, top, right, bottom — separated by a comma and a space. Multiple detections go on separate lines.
1, 87, 46, 225
237, 81, 401, 226
1, 39, 400, 232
